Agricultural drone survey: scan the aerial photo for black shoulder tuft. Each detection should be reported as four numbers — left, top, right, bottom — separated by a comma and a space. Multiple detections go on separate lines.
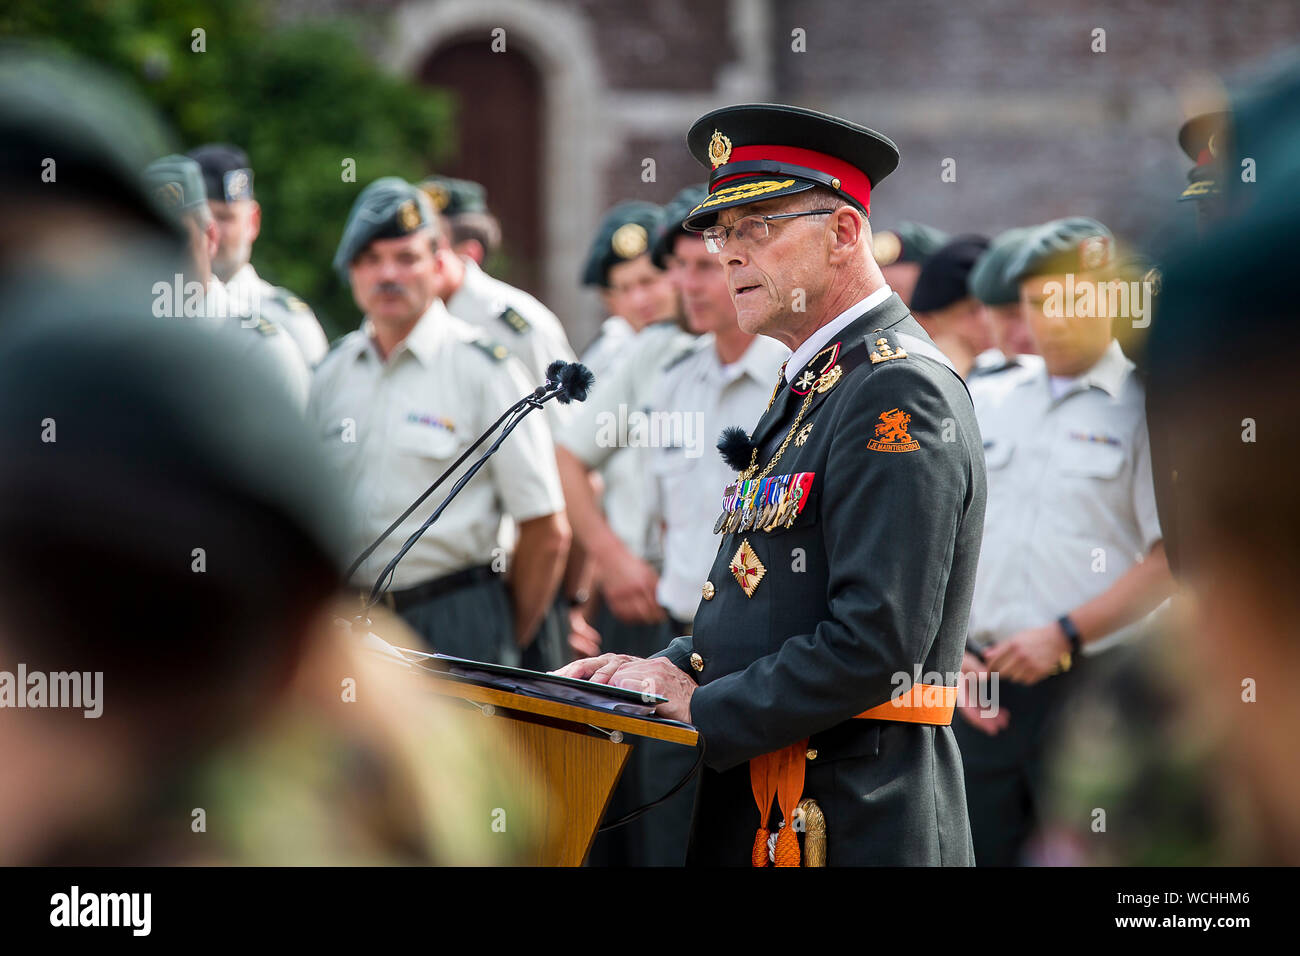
717, 426, 756, 472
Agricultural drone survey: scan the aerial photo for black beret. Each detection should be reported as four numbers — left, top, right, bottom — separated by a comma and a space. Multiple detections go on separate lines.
581, 201, 663, 287
910, 234, 990, 313
186, 142, 255, 202
651, 184, 709, 268
682, 103, 899, 231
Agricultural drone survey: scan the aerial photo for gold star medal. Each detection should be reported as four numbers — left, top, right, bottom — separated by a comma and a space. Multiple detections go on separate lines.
729, 539, 766, 597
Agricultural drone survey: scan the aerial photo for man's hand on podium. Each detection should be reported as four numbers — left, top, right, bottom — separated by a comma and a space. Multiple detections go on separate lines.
553, 654, 695, 723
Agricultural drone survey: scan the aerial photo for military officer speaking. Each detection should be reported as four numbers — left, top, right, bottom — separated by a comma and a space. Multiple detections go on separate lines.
559, 104, 986, 866
310, 177, 570, 663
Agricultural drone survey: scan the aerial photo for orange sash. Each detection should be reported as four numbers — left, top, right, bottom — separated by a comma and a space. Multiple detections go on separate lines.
748, 684, 957, 866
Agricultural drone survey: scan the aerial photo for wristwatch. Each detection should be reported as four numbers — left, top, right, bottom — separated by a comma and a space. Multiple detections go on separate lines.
1055, 614, 1082, 672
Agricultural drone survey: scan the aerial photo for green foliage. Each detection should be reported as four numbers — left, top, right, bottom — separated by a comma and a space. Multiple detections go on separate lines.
2, 0, 455, 338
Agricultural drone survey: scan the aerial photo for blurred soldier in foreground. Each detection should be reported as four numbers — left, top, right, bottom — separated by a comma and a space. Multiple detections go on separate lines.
0, 42, 180, 291
910, 234, 995, 378
0, 295, 534, 864
956, 217, 1176, 865
870, 220, 949, 306
311, 177, 569, 664
188, 142, 330, 366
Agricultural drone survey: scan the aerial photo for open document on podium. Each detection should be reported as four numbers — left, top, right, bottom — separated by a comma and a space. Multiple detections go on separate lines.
416, 654, 668, 716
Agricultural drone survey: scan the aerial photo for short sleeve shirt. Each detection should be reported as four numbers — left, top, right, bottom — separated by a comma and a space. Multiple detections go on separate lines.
967, 339, 1162, 655
309, 301, 564, 589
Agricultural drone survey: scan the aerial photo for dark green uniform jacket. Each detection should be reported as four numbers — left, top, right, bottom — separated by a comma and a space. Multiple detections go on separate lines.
655, 292, 985, 865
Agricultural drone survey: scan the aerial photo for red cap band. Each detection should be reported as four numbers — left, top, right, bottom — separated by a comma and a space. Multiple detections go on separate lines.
713, 144, 872, 214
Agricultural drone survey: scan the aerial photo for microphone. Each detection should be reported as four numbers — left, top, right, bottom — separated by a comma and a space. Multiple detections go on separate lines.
344, 361, 594, 610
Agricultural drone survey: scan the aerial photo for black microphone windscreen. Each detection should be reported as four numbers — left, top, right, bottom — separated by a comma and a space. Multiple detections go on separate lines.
545, 360, 567, 385
556, 362, 595, 404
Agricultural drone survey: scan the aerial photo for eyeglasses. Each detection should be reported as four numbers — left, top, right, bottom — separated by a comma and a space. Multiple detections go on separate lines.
702, 209, 835, 254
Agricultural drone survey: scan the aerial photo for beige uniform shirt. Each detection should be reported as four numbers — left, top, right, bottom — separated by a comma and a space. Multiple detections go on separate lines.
309, 301, 564, 589
967, 339, 1163, 656
647, 334, 790, 621
556, 320, 698, 563
227, 263, 330, 367
446, 259, 577, 426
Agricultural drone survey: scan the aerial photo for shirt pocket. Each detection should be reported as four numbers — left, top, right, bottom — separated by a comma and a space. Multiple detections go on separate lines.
1054, 438, 1125, 480
393, 422, 461, 463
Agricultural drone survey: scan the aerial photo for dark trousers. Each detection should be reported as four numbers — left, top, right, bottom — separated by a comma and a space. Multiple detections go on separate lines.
397, 575, 517, 665
952, 665, 1079, 866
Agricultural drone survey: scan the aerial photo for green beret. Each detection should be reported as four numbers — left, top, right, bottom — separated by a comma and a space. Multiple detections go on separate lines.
419, 175, 487, 217
651, 184, 709, 268
333, 177, 437, 281
968, 227, 1032, 305
581, 201, 663, 287
872, 221, 950, 267
1003, 217, 1114, 283
142, 154, 208, 220
0, 41, 175, 234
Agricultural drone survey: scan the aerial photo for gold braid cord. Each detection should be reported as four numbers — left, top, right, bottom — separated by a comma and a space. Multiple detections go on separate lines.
795, 798, 826, 867
739, 388, 815, 483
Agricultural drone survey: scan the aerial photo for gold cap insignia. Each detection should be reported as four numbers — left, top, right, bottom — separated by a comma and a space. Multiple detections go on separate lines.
397, 199, 422, 232
1207, 132, 1219, 158
1079, 235, 1110, 271
873, 230, 902, 266
708, 130, 733, 169
610, 222, 648, 259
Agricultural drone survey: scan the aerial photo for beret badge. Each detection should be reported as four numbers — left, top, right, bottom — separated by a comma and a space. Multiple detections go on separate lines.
1079, 235, 1110, 271
708, 130, 733, 169
610, 222, 648, 259
872, 230, 902, 266
153, 182, 183, 210
397, 199, 422, 232
424, 183, 450, 212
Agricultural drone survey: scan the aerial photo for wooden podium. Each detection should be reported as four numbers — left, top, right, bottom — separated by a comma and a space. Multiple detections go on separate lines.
426, 674, 699, 866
